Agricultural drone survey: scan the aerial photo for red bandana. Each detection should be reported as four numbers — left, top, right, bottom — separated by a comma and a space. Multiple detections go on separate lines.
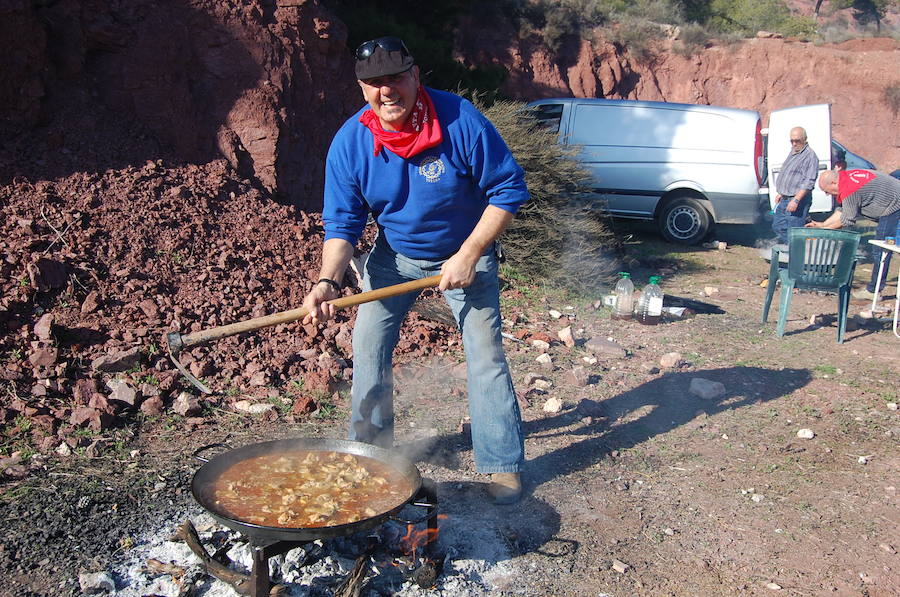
837, 169, 877, 204
359, 85, 443, 158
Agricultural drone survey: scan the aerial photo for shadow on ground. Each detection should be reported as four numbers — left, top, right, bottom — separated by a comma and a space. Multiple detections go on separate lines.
523, 366, 812, 488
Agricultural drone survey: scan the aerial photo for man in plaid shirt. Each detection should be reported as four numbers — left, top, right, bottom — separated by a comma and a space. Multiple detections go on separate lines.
772, 126, 819, 244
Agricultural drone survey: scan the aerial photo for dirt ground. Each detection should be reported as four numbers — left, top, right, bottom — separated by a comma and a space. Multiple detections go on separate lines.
2, 221, 899, 597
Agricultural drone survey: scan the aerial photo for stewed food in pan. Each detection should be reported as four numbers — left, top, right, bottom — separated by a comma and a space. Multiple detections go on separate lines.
208, 450, 413, 528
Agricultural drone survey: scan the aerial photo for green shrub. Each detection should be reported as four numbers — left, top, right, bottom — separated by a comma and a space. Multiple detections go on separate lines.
478, 98, 623, 290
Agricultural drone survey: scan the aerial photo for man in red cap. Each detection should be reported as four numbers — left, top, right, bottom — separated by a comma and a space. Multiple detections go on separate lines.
810, 169, 900, 299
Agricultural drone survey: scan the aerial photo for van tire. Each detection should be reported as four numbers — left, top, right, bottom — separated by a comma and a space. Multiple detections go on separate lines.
658, 197, 711, 245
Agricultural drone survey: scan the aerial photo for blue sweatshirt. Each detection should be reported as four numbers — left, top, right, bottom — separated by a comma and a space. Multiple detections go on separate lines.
323, 88, 529, 260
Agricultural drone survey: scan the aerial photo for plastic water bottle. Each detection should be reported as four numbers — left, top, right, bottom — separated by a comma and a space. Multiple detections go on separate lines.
635, 276, 664, 325
612, 272, 634, 320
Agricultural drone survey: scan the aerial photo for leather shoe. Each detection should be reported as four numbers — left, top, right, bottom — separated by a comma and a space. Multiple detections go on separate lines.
487, 473, 522, 505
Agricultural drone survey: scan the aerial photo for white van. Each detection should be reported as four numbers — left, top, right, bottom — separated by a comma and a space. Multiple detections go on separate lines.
527, 98, 831, 244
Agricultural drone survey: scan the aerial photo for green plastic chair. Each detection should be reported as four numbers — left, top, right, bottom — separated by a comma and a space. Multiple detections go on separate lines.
761, 228, 861, 343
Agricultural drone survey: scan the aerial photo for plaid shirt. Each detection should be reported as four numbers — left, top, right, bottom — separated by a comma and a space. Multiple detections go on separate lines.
839, 171, 900, 226
775, 144, 818, 197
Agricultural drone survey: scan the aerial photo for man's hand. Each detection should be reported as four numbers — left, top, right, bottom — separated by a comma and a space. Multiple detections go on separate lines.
775, 194, 783, 203
805, 221, 820, 228
301, 282, 339, 325
785, 197, 799, 213
439, 252, 477, 291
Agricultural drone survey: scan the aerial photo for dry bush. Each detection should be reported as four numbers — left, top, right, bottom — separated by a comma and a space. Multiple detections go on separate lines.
608, 15, 666, 62
675, 22, 712, 56
885, 83, 900, 116
478, 99, 623, 290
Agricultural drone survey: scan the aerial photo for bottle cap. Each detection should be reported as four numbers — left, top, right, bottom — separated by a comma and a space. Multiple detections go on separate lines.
619, 272, 630, 278
649, 276, 661, 284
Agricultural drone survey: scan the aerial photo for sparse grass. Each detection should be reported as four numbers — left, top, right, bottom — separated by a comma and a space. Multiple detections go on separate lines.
814, 364, 837, 376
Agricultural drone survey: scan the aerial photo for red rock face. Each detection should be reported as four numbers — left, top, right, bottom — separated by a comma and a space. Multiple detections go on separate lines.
1, 0, 361, 210
456, 20, 900, 170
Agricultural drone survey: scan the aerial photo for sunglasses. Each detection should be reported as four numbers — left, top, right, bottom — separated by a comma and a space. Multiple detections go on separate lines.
790, 139, 805, 144
355, 37, 411, 61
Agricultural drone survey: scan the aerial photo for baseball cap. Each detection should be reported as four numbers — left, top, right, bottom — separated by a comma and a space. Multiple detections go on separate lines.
354, 36, 415, 80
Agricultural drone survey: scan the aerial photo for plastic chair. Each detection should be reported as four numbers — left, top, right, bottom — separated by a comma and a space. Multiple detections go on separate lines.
761, 228, 861, 343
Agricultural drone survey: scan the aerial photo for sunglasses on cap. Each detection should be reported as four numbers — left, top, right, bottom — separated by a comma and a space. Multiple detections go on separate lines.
355, 36, 411, 61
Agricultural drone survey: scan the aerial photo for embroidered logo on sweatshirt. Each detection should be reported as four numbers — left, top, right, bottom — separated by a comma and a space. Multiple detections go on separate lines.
418, 156, 445, 183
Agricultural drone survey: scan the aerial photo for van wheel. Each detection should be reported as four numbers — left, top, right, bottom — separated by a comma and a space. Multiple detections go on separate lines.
659, 197, 711, 245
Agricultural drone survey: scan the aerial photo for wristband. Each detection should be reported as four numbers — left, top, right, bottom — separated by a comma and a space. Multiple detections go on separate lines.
317, 278, 341, 293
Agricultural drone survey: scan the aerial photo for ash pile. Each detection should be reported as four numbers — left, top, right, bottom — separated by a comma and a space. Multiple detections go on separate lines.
105, 510, 514, 596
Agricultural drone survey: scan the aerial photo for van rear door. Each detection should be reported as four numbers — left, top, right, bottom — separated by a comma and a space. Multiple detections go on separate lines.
766, 104, 832, 213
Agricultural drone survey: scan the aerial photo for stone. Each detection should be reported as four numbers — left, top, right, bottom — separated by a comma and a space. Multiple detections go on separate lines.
796, 428, 815, 439
172, 392, 202, 417
78, 571, 116, 594
56, 442, 73, 457
69, 407, 112, 431
584, 337, 626, 359
33, 313, 54, 341
533, 378, 553, 391
234, 400, 276, 415
28, 347, 58, 368
91, 347, 141, 373
292, 396, 317, 415
536, 353, 552, 368
106, 379, 139, 409
140, 396, 164, 416
659, 352, 683, 368
81, 290, 101, 314
557, 325, 575, 348
576, 399, 605, 417
612, 559, 630, 573
548, 309, 562, 319
27, 258, 68, 292
530, 339, 551, 351
765, 582, 783, 590
72, 378, 99, 405
542, 397, 563, 413
523, 373, 548, 386
137, 299, 159, 319
689, 377, 725, 400
564, 366, 589, 387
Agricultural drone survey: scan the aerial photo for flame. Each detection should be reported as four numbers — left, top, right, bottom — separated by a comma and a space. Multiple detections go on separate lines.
399, 514, 447, 559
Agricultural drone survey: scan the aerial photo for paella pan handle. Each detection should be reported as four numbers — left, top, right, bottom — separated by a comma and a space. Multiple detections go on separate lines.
192, 442, 232, 464
389, 482, 438, 525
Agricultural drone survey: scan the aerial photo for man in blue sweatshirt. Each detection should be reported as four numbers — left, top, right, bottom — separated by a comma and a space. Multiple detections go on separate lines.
301, 37, 528, 504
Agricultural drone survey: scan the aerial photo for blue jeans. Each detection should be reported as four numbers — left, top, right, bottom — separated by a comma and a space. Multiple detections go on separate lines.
349, 237, 524, 474
772, 195, 812, 244
866, 209, 900, 293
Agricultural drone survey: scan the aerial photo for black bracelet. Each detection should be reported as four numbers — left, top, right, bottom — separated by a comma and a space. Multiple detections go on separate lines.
317, 278, 341, 293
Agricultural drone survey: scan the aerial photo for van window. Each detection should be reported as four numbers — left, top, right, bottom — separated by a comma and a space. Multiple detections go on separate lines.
570, 104, 733, 151
531, 104, 563, 133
